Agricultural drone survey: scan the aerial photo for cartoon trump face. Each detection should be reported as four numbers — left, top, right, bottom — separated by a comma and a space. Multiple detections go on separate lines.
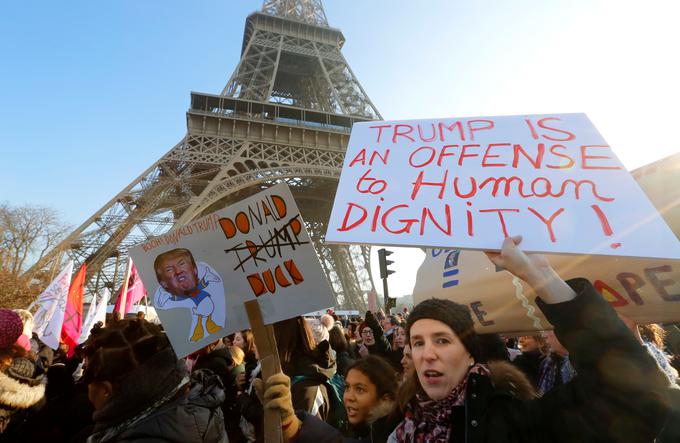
154, 249, 199, 297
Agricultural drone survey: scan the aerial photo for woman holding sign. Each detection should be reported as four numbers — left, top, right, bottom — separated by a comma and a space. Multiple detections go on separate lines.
259, 236, 672, 442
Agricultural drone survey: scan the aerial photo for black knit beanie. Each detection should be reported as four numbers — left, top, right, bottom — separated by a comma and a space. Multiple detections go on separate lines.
406, 298, 480, 361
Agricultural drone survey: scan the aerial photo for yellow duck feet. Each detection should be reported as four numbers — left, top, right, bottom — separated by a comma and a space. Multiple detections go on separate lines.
191, 315, 205, 342
206, 315, 222, 334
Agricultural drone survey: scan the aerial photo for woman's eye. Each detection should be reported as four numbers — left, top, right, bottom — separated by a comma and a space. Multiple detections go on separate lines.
436, 338, 450, 345
412, 341, 423, 347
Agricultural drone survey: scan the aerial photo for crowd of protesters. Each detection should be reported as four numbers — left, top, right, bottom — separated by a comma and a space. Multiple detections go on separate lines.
2, 237, 680, 442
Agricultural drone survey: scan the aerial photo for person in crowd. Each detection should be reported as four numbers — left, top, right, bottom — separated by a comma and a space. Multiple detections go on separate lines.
329, 326, 355, 377
234, 329, 258, 390
111, 312, 123, 323
259, 355, 399, 443
193, 339, 232, 389
274, 316, 343, 426
234, 330, 257, 363
536, 330, 576, 396
386, 324, 406, 373
0, 309, 46, 438
223, 334, 233, 347
512, 334, 547, 388
258, 235, 672, 442
195, 341, 247, 443
82, 317, 227, 442
381, 316, 399, 342
356, 312, 391, 359
136, 311, 146, 320
399, 345, 413, 384
307, 318, 330, 346
401, 307, 409, 319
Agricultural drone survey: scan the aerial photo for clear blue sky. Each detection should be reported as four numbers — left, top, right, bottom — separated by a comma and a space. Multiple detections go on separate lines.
2, 1, 678, 297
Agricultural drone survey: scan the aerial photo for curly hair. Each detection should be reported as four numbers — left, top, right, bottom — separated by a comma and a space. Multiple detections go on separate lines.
346, 355, 397, 401
83, 318, 170, 384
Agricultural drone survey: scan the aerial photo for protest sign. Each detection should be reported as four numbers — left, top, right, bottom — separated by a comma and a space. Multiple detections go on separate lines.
413, 154, 680, 332
326, 114, 680, 259
130, 183, 335, 357
413, 248, 680, 333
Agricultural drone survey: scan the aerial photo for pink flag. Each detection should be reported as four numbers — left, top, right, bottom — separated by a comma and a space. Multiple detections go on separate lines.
61, 263, 86, 357
114, 261, 147, 315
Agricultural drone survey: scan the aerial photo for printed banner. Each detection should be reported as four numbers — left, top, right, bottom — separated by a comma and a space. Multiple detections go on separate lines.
32, 260, 73, 350
130, 183, 335, 357
326, 113, 680, 259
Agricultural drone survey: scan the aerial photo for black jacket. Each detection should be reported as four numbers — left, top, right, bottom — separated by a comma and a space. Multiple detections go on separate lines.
511, 349, 544, 388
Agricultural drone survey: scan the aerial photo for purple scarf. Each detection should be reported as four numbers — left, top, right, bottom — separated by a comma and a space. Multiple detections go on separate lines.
394, 363, 489, 442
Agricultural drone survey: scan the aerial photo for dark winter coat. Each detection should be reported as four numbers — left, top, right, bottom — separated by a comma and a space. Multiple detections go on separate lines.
0, 357, 46, 440
335, 350, 355, 378
297, 412, 400, 443
290, 279, 673, 443
511, 348, 544, 388
86, 350, 227, 443
286, 340, 339, 422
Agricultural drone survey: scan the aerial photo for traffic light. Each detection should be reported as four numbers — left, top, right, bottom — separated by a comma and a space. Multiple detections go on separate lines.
378, 248, 395, 279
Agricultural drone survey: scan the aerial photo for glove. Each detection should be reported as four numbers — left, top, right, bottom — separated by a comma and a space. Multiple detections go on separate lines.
255, 373, 301, 441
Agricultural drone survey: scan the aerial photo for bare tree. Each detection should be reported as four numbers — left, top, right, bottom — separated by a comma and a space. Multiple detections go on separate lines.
0, 203, 70, 308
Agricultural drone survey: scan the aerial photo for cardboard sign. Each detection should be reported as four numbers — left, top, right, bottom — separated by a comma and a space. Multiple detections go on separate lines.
326, 114, 680, 259
130, 183, 335, 357
413, 248, 680, 333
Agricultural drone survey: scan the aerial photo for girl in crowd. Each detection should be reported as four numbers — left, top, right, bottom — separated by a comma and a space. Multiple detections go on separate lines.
233, 330, 257, 366
82, 318, 227, 442
386, 325, 406, 373
255, 355, 399, 443
259, 236, 672, 442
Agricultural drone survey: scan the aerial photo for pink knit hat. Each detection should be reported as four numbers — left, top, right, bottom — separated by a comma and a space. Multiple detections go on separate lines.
0, 309, 24, 348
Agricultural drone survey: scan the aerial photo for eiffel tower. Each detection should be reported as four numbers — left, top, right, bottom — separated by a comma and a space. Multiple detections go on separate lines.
30, 0, 382, 311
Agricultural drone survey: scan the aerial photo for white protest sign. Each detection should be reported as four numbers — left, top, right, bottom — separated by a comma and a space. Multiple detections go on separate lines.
130, 183, 335, 357
326, 113, 680, 259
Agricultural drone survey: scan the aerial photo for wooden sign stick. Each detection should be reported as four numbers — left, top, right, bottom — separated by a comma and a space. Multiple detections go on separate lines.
245, 300, 283, 443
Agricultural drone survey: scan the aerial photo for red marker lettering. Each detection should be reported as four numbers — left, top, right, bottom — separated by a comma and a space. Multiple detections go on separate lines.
527, 207, 565, 242
479, 208, 520, 237
581, 145, 622, 170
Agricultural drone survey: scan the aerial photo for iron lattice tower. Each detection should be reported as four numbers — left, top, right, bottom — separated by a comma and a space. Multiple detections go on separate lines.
30, 0, 382, 311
